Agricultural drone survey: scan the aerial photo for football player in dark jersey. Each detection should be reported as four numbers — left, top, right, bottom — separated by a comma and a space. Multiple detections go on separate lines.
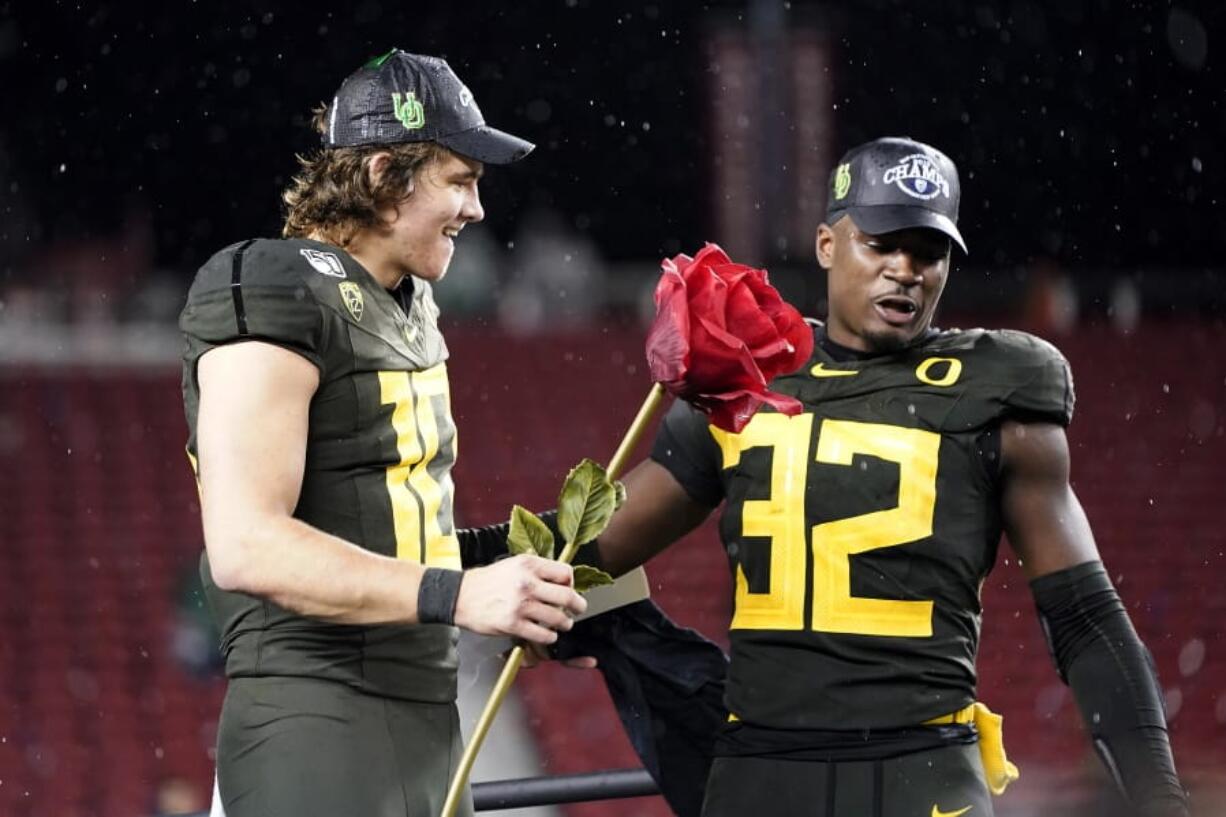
179, 50, 587, 817
588, 138, 1189, 816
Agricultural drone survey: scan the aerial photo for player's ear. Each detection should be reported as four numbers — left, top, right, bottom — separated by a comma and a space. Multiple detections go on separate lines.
816, 223, 836, 270
366, 151, 392, 189
366, 152, 402, 226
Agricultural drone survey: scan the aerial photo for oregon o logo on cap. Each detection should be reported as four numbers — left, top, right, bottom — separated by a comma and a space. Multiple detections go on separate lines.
833, 163, 852, 200
882, 153, 950, 201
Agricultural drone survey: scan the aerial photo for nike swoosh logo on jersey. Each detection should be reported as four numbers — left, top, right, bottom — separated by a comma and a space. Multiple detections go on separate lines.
810, 362, 859, 378
931, 806, 973, 817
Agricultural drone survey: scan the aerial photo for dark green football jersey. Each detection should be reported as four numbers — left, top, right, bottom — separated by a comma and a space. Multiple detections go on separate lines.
653, 323, 1074, 729
180, 237, 462, 703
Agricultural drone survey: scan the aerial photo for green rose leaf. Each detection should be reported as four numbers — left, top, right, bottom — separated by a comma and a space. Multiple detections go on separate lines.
557, 458, 617, 547
506, 505, 556, 560
614, 480, 627, 510
573, 565, 615, 594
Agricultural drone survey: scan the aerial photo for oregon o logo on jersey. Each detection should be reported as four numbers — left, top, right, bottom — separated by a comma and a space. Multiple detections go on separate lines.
915, 357, 963, 386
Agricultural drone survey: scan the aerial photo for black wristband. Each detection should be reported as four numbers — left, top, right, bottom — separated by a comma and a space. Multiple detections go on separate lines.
417, 568, 463, 625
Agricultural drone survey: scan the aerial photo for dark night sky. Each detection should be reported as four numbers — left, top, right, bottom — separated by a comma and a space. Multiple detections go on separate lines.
1, 0, 1220, 276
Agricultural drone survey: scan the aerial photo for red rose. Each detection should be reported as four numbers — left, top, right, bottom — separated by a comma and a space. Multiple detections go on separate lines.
646, 243, 814, 432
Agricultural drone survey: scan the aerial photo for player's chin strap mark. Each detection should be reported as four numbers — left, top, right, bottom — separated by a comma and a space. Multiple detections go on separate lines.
230, 239, 257, 336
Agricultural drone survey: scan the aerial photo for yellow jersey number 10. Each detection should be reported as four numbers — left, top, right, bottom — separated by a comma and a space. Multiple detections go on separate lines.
711, 414, 939, 637
379, 366, 462, 570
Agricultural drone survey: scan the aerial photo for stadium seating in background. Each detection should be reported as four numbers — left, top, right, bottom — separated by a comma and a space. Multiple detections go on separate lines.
0, 322, 1221, 817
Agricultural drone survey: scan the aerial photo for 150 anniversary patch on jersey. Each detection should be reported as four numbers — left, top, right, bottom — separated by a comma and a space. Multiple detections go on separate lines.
299, 248, 347, 278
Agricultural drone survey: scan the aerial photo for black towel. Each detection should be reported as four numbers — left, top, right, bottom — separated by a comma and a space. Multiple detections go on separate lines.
553, 600, 729, 817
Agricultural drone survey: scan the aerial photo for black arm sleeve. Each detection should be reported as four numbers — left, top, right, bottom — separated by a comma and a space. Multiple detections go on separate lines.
456, 510, 604, 570
1031, 561, 1189, 817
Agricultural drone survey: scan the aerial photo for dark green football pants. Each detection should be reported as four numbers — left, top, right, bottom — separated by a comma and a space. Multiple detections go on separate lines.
702, 743, 994, 817
215, 676, 473, 817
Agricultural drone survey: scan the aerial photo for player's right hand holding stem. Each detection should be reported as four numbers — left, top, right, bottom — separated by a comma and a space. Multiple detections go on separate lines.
453, 554, 587, 645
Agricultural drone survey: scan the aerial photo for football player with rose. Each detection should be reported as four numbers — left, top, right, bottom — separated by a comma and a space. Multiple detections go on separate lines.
587, 137, 1189, 817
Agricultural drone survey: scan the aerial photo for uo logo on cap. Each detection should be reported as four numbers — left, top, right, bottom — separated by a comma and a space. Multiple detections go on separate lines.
833, 163, 852, 200
882, 154, 950, 201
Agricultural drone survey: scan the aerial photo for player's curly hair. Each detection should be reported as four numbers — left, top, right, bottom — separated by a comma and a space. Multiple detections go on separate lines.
281, 104, 449, 248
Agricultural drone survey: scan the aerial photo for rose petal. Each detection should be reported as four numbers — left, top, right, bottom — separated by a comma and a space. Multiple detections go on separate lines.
692, 314, 767, 389
724, 275, 782, 352
665, 253, 695, 277
774, 304, 815, 374
691, 244, 732, 268
690, 387, 806, 433
684, 267, 729, 334
646, 266, 692, 385
752, 390, 805, 417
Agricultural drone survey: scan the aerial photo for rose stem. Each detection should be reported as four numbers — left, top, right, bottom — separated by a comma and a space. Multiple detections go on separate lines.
439, 382, 669, 817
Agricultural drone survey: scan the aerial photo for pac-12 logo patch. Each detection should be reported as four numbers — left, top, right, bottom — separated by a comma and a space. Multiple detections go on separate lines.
299, 248, 346, 278
882, 154, 950, 201
338, 282, 364, 322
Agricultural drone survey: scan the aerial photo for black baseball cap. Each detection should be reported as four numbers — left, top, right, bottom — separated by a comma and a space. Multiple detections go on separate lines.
826, 137, 967, 254
324, 48, 534, 165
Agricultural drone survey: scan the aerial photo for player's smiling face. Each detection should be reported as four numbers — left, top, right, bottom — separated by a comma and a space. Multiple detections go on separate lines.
382, 150, 485, 284
817, 215, 951, 354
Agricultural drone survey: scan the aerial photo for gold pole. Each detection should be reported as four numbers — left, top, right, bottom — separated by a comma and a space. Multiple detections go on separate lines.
606, 382, 667, 481
439, 646, 525, 817
439, 382, 669, 817
558, 382, 666, 565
